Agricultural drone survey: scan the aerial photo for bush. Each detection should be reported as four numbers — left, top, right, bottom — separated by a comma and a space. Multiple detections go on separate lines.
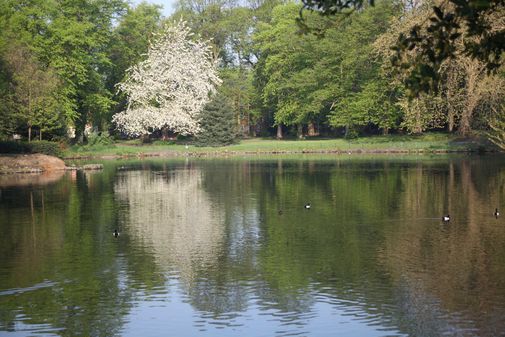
30, 140, 63, 157
87, 131, 114, 146
344, 129, 359, 139
0, 141, 31, 154
0, 140, 63, 157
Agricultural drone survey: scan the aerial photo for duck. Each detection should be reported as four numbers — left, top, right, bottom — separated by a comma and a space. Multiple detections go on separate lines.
495, 208, 500, 218
113, 229, 120, 237
304, 203, 311, 209
442, 215, 450, 222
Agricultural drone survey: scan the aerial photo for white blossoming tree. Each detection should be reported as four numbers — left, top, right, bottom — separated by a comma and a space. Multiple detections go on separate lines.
112, 21, 221, 137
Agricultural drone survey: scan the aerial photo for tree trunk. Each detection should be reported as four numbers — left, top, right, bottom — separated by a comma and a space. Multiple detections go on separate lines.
307, 121, 319, 136
276, 124, 283, 139
39, 129, 42, 141
28, 86, 32, 142
161, 127, 169, 140
414, 103, 422, 134
459, 59, 483, 136
446, 71, 457, 133
297, 124, 304, 139
383, 127, 389, 135
448, 107, 454, 132
141, 134, 150, 143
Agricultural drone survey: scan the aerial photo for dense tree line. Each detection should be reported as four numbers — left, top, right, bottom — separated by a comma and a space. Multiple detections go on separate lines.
0, 0, 503, 147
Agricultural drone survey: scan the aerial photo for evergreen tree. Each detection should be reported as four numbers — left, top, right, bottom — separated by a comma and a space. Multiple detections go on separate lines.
195, 93, 237, 146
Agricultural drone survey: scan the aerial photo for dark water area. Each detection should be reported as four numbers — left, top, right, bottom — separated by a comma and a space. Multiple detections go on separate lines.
1, 155, 505, 337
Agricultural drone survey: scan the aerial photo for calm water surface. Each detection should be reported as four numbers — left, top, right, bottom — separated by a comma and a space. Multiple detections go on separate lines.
1, 155, 505, 337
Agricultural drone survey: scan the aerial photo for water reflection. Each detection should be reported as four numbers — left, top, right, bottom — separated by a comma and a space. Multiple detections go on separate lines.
379, 159, 505, 336
114, 167, 226, 286
0, 155, 504, 336
0, 170, 65, 187
0, 170, 132, 337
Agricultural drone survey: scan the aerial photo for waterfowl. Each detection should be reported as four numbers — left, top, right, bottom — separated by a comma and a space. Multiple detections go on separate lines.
278, 209, 283, 215
495, 208, 500, 218
113, 229, 120, 237
304, 203, 311, 209
442, 215, 450, 222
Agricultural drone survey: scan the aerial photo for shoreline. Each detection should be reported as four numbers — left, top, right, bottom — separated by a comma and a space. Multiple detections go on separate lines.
61, 134, 497, 160
1, 148, 501, 174
62, 147, 491, 160
2, 134, 500, 173
0, 154, 66, 174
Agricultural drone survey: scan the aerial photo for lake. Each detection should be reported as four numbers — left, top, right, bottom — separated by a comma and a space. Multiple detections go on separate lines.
1, 155, 505, 337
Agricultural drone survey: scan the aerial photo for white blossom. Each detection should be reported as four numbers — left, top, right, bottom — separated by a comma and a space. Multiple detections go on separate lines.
113, 20, 221, 136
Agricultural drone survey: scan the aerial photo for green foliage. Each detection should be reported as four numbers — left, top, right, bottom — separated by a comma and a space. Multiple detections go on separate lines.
195, 93, 238, 147
2, 42, 64, 141
86, 130, 114, 146
253, 3, 320, 129
329, 80, 401, 134
0, 140, 62, 157
0, 96, 15, 140
30, 140, 63, 157
486, 103, 505, 150
219, 68, 254, 136
0, 0, 502, 145
0, 141, 31, 154
300, 0, 505, 97
107, 2, 163, 116
0, 0, 128, 140
254, 1, 397, 136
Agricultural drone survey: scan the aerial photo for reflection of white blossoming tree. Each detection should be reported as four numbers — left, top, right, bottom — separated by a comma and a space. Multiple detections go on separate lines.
112, 21, 221, 137
114, 168, 225, 283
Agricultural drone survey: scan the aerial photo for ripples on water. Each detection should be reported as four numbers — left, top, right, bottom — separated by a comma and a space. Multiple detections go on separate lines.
1, 156, 505, 336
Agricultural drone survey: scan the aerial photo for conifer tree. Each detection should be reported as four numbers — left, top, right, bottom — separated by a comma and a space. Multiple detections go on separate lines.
195, 93, 237, 147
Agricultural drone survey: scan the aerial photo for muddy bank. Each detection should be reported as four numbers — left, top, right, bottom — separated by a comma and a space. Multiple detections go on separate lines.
0, 154, 66, 174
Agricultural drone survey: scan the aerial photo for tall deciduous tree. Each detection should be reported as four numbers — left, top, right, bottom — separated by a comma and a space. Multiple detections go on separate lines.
4, 44, 62, 141
112, 21, 221, 137
253, 3, 320, 138
107, 2, 163, 98
487, 103, 505, 150
300, 0, 505, 96
375, 0, 505, 136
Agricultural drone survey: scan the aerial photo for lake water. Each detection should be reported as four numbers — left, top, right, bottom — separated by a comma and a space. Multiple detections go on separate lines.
1, 155, 505, 337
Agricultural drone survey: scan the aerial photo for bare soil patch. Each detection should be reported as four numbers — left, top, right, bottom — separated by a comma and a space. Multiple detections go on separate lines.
0, 154, 66, 174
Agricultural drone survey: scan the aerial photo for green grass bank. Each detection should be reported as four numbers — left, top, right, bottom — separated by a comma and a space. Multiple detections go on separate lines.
63, 133, 496, 159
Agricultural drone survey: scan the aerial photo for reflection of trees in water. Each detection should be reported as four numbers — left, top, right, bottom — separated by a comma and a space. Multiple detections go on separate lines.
380, 158, 505, 336
0, 170, 65, 188
237, 157, 505, 336
3, 158, 505, 336
111, 158, 505, 334
115, 168, 226, 288
0, 172, 132, 337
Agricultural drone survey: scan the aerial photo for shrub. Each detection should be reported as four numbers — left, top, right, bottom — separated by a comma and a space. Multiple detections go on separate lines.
30, 140, 63, 157
87, 131, 114, 146
0, 140, 63, 157
0, 141, 31, 154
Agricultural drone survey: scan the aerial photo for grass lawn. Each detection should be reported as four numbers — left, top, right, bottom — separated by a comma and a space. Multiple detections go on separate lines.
63, 133, 491, 159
